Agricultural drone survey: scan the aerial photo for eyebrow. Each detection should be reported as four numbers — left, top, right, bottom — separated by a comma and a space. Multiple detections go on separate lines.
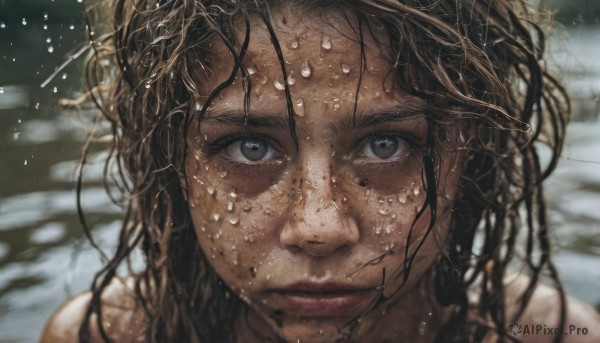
201, 105, 425, 131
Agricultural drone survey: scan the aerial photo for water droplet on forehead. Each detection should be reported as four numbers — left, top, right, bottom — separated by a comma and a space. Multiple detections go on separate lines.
247, 67, 257, 75
301, 61, 311, 78
273, 79, 285, 91
227, 201, 234, 212
228, 216, 239, 225
287, 74, 296, 86
321, 35, 332, 50
212, 213, 221, 222
398, 193, 407, 204
341, 63, 351, 75
294, 98, 305, 117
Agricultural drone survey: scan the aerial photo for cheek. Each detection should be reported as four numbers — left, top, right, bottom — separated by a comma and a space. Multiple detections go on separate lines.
185, 156, 290, 287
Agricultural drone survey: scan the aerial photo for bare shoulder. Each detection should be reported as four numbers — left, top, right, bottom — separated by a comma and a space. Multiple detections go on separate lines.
503, 273, 600, 343
41, 277, 146, 343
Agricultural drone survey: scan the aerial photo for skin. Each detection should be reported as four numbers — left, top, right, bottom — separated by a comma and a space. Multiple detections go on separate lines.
41, 7, 600, 343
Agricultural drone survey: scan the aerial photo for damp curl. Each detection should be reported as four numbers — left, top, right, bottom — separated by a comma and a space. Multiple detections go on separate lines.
75, 0, 570, 342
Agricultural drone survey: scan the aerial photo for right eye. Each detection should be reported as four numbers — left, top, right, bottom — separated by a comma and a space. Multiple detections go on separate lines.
224, 137, 278, 163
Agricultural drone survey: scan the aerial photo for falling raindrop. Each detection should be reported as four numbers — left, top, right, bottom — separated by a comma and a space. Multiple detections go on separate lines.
301, 61, 311, 78
62, 73, 67, 80
295, 98, 305, 117
46, 37, 51, 43
52, 87, 57, 93
22, 18, 27, 26
341, 63, 351, 75
43, 24, 48, 30
24, 159, 28, 166
43, 12, 49, 20
273, 79, 285, 91
47, 46, 54, 53
69, 24, 75, 30
321, 35, 332, 50
0, 22, 5, 29
0, 87, 4, 94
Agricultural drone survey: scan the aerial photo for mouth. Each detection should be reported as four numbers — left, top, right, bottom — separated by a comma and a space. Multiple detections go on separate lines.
266, 282, 377, 318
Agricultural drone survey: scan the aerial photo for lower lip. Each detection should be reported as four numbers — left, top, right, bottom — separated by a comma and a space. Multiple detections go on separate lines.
269, 290, 375, 318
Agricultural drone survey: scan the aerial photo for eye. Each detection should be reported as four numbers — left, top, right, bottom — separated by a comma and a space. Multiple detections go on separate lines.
361, 135, 410, 160
225, 137, 277, 162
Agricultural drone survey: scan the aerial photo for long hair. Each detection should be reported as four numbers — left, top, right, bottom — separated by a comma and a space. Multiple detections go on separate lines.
76, 0, 569, 342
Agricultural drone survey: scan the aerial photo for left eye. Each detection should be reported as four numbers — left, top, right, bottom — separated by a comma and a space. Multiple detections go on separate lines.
225, 137, 277, 162
361, 135, 410, 160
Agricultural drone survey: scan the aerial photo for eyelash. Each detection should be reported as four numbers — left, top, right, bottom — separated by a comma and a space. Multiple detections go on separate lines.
204, 131, 421, 162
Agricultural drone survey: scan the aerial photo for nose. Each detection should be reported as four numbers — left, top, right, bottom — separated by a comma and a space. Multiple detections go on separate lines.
279, 159, 359, 257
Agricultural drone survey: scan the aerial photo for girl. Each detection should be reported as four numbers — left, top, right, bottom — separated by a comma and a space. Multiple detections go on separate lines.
43, 0, 600, 342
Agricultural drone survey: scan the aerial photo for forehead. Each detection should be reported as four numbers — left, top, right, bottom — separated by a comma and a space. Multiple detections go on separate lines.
198, 8, 394, 98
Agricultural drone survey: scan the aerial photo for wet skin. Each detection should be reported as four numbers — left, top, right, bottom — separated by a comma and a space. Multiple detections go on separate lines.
185, 9, 460, 342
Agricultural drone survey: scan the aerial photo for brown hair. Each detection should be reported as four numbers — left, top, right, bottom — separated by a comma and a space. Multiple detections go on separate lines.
76, 0, 569, 342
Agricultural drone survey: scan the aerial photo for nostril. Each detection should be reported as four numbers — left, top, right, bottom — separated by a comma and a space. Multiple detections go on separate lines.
306, 240, 325, 245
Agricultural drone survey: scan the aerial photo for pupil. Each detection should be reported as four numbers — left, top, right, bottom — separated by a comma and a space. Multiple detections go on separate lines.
241, 139, 268, 161
370, 136, 398, 159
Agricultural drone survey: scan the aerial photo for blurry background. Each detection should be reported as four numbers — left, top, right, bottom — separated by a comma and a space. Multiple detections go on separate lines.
0, 0, 599, 342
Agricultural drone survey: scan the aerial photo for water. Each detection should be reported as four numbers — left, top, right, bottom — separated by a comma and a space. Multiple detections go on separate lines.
0, 17, 599, 343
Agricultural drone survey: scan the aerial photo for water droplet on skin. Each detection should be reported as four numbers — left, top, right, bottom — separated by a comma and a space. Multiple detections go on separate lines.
301, 61, 311, 78
227, 201, 234, 212
413, 184, 421, 196
264, 208, 271, 215
243, 204, 252, 212
258, 75, 268, 85
291, 37, 299, 49
207, 185, 215, 195
294, 98, 305, 117
341, 63, 351, 75
212, 213, 220, 222
321, 35, 332, 50
219, 171, 228, 178
273, 79, 285, 91
247, 67, 257, 75
228, 216, 239, 225
378, 209, 389, 216
287, 73, 296, 86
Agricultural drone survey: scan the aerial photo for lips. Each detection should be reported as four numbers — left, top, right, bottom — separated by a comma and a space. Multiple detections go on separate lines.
267, 282, 376, 318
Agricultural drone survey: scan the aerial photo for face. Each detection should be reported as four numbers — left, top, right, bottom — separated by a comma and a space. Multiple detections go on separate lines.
185, 9, 461, 342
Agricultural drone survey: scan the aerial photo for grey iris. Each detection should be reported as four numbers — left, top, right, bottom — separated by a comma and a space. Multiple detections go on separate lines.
241, 138, 268, 161
370, 136, 398, 159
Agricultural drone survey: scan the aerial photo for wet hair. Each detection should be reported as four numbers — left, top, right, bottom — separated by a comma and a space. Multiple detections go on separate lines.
76, 0, 569, 342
